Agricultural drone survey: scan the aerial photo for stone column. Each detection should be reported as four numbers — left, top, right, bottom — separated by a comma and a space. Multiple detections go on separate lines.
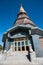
16, 42, 18, 51
24, 41, 26, 51
5, 39, 9, 51
12, 42, 15, 51
20, 42, 22, 51
24, 46, 26, 51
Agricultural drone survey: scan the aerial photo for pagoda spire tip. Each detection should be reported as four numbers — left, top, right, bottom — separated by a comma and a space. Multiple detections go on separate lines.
20, 4, 26, 13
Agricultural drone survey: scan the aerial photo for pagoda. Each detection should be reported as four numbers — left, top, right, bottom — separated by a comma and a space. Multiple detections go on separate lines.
2, 5, 43, 61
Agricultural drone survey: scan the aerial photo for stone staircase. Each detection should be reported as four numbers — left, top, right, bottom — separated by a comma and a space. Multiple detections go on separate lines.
0, 51, 40, 65
6, 51, 29, 62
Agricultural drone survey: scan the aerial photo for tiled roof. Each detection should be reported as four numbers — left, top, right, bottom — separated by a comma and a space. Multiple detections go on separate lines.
14, 5, 36, 27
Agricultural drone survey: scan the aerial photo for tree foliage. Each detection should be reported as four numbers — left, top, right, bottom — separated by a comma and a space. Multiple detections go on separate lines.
0, 45, 3, 51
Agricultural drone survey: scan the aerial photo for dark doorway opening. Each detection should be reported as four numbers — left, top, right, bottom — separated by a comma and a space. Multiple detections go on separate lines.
22, 46, 25, 51
18, 47, 20, 51
26, 46, 29, 51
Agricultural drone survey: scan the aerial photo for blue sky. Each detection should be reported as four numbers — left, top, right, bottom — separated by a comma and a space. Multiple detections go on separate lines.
0, 0, 43, 46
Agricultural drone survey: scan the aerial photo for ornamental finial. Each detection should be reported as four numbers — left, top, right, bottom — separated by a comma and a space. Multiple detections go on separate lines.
20, 4, 26, 13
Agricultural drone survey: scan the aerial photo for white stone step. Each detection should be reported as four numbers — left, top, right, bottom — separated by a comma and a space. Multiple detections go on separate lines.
6, 51, 29, 62
0, 51, 41, 65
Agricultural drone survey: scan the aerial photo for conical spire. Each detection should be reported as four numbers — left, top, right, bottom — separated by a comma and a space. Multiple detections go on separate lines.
14, 5, 36, 27
20, 5, 26, 13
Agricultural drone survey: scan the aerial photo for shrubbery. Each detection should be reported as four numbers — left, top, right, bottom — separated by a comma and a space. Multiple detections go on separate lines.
0, 45, 3, 51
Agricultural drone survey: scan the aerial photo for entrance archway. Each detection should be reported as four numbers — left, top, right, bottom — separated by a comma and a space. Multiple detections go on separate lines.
14, 37, 30, 51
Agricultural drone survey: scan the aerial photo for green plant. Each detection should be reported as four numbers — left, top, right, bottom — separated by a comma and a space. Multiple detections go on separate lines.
0, 45, 3, 51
